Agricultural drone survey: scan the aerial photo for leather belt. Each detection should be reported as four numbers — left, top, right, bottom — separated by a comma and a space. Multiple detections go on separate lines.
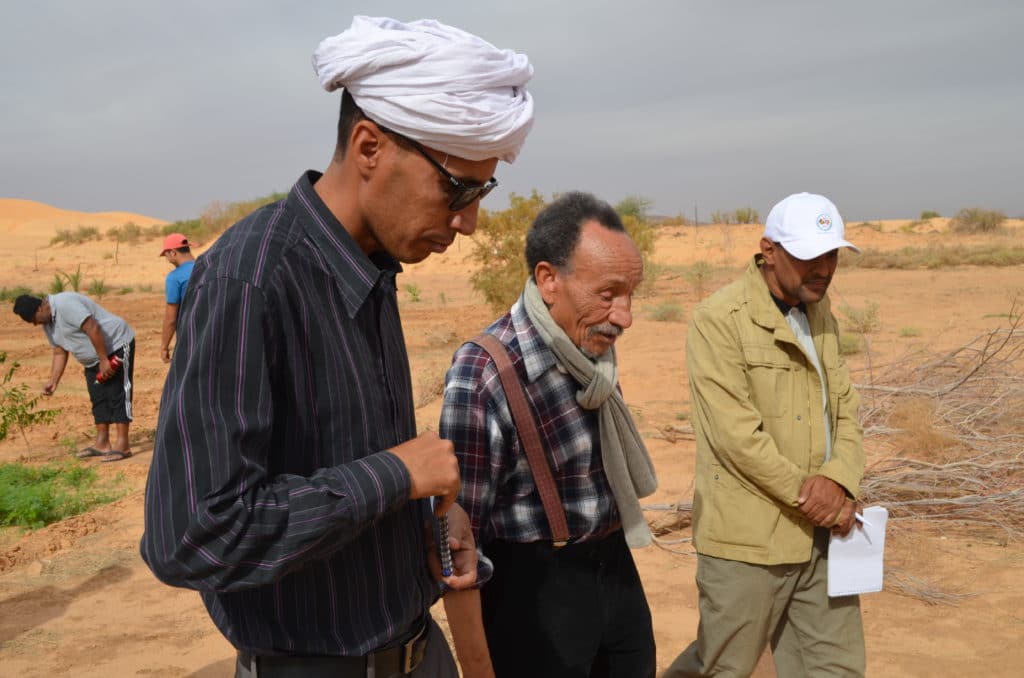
237, 620, 429, 677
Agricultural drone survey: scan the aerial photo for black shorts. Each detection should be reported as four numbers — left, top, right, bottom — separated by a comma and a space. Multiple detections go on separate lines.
84, 340, 135, 424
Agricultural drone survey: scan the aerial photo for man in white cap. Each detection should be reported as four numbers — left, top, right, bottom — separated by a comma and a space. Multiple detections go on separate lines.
141, 16, 534, 678
666, 192, 867, 677
158, 233, 196, 364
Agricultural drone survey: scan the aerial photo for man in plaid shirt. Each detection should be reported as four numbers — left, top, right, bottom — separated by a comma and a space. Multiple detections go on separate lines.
439, 192, 657, 678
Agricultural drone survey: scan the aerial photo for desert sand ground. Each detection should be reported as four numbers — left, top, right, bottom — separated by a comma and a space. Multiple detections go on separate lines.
1, 197, 1022, 677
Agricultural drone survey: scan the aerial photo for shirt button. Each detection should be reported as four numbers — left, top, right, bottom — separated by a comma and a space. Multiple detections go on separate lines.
796, 415, 802, 421
713, 474, 720, 480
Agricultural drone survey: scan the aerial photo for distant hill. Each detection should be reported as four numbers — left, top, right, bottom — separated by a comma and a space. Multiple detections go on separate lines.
0, 198, 166, 250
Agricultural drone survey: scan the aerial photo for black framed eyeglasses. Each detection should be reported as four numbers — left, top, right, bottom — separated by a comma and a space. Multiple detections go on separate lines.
375, 123, 498, 211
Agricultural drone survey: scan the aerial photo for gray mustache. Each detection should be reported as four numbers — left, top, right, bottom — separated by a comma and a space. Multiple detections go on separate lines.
588, 323, 623, 338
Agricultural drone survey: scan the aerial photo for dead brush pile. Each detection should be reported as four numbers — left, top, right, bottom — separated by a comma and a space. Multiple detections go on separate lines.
856, 305, 1024, 543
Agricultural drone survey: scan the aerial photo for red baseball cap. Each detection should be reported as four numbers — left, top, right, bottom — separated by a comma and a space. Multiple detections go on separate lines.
160, 233, 192, 256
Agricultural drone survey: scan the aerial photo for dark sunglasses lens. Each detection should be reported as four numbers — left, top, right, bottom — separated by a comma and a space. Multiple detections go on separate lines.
449, 182, 496, 211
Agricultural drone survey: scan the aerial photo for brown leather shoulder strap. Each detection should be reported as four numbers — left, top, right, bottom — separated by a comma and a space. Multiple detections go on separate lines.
470, 333, 570, 545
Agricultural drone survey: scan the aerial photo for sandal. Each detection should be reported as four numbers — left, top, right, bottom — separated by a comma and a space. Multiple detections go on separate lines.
100, 450, 132, 463
76, 446, 107, 459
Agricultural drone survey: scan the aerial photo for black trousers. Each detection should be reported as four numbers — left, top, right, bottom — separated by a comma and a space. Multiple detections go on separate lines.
481, 529, 656, 678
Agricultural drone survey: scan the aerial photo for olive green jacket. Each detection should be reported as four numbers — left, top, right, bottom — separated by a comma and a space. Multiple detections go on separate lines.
687, 255, 864, 565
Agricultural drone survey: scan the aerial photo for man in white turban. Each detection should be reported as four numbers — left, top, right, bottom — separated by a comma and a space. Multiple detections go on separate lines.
141, 15, 534, 678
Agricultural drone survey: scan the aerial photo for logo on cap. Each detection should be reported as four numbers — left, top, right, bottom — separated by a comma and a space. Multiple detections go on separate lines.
816, 213, 833, 232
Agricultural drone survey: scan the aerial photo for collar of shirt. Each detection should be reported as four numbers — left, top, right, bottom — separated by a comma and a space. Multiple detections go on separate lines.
287, 171, 402, 318
770, 292, 806, 317
509, 294, 559, 383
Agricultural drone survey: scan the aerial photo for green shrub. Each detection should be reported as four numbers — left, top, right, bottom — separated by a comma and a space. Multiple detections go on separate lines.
838, 334, 862, 355
620, 215, 658, 297
616, 196, 653, 221
840, 301, 881, 335
733, 207, 759, 224
843, 244, 1024, 269
0, 286, 34, 303
0, 461, 122, 528
648, 302, 684, 322
470, 191, 548, 313
107, 221, 144, 244
949, 208, 1005, 233
50, 226, 100, 246
899, 326, 922, 338
0, 352, 60, 444
470, 191, 658, 313
920, 210, 941, 220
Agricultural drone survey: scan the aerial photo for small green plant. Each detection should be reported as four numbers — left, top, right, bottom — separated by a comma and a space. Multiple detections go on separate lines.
899, 326, 922, 338
648, 301, 684, 322
65, 265, 84, 291
404, 283, 422, 303
50, 265, 85, 293
138, 283, 155, 293
0, 352, 60, 444
49, 272, 66, 294
920, 210, 941, 220
117, 286, 134, 295
88, 278, 108, 299
949, 207, 1005, 233
438, 291, 448, 307
0, 461, 123, 528
710, 210, 731, 225
674, 411, 688, 421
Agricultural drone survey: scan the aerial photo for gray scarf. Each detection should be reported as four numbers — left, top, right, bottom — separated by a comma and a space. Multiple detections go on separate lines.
523, 279, 658, 548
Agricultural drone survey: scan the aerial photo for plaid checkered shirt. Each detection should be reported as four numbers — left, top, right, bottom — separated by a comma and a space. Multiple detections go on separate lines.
439, 297, 621, 545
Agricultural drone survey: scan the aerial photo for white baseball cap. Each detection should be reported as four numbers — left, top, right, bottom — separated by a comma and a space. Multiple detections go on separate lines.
763, 192, 860, 260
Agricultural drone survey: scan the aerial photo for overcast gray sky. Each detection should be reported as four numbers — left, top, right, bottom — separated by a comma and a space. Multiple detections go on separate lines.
3, 1, 1022, 223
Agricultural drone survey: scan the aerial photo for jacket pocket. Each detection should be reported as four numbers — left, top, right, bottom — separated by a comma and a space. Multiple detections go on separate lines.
741, 343, 791, 419
704, 463, 782, 549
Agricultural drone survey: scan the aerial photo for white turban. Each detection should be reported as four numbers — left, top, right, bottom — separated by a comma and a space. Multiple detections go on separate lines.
313, 15, 534, 163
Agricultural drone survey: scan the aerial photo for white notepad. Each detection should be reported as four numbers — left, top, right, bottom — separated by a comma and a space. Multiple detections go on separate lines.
827, 505, 888, 597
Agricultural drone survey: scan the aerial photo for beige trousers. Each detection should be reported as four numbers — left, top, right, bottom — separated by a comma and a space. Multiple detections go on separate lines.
664, 530, 864, 678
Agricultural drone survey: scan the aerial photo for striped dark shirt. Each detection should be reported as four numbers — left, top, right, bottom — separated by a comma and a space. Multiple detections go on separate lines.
439, 298, 620, 545
140, 171, 435, 656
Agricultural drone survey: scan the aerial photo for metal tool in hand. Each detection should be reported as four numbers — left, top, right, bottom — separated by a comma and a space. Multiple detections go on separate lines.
439, 514, 453, 577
